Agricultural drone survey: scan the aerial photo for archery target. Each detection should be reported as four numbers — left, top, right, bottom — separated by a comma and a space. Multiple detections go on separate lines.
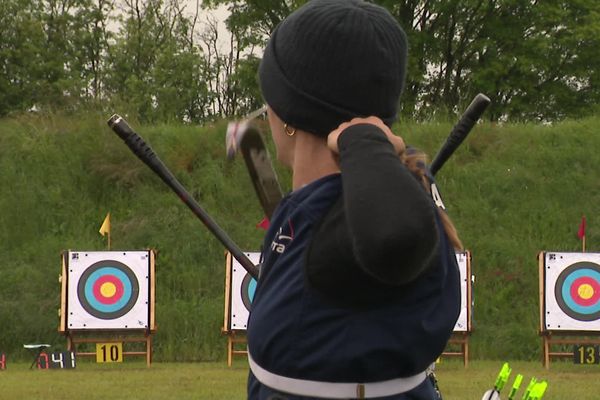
454, 251, 472, 332
229, 252, 260, 330
226, 251, 473, 332
544, 252, 600, 331
66, 251, 151, 330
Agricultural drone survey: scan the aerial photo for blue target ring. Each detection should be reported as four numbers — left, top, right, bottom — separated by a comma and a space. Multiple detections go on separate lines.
241, 273, 257, 311
84, 267, 133, 313
555, 262, 600, 321
77, 260, 139, 320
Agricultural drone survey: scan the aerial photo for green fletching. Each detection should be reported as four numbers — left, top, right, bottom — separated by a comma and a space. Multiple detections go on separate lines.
495, 363, 512, 391
530, 381, 548, 400
508, 374, 523, 400
521, 377, 537, 400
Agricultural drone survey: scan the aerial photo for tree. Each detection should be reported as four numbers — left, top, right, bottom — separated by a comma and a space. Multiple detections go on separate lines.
105, 0, 209, 121
69, 0, 115, 101
0, 0, 114, 114
0, 0, 598, 122
199, 11, 263, 118
380, 0, 600, 121
152, 37, 210, 123
0, 0, 46, 114
200, 0, 308, 117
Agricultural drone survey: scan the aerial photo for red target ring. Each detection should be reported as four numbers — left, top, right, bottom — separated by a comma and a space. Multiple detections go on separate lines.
92, 275, 125, 305
569, 276, 600, 307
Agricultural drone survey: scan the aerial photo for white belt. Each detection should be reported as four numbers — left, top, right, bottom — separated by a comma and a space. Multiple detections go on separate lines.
248, 353, 427, 399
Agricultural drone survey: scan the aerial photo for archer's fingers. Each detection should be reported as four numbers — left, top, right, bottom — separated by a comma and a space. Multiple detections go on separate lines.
328, 117, 405, 155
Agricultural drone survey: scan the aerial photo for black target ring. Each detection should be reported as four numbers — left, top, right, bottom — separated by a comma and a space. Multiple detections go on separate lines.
554, 261, 600, 322
240, 273, 257, 311
77, 260, 139, 320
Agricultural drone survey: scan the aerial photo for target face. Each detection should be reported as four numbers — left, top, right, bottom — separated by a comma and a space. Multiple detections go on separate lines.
66, 251, 151, 330
544, 252, 600, 331
454, 251, 472, 332
229, 252, 260, 330
554, 262, 600, 321
77, 260, 139, 320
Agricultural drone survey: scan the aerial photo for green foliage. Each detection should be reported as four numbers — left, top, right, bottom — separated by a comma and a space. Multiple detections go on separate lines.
379, 0, 600, 121
1, 112, 599, 363
400, 116, 600, 360
0, 0, 44, 114
204, 0, 307, 37
151, 42, 210, 123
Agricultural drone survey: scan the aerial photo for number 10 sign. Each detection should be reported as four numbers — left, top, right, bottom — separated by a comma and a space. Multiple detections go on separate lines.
96, 342, 123, 363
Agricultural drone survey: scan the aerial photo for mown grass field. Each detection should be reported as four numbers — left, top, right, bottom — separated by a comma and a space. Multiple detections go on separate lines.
2, 359, 599, 399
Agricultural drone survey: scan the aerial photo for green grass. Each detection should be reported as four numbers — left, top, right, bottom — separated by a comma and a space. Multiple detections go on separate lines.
436, 359, 600, 399
2, 361, 248, 400
1, 360, 598, 399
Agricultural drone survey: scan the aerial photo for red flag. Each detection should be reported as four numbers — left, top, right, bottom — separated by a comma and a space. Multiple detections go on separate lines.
578, 216, 586, 240
256, 217, 270, 230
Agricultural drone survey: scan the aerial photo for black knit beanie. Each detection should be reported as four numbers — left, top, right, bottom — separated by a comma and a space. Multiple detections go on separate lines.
259, 0, 408, 137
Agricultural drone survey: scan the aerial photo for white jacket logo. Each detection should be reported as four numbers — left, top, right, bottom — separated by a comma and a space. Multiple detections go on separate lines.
270, 219, 294, 254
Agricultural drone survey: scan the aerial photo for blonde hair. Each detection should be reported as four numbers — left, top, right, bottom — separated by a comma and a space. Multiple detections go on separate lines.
403, 149, 464, 250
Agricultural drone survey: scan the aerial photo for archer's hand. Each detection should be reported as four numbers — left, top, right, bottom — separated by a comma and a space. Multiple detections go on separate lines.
327, 116, 405, 156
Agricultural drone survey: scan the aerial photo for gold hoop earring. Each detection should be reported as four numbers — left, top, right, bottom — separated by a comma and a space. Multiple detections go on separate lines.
284, 123, 296, 137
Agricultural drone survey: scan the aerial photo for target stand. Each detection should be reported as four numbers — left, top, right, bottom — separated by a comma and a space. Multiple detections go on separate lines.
222, 251, 259, 366
59, 250, 157, 367
539, 251, 600, 368
441, 250, 474, 367
222, 250, 475, 367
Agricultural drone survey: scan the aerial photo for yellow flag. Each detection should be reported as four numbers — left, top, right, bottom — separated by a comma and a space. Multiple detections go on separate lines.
99, 213, 111, 236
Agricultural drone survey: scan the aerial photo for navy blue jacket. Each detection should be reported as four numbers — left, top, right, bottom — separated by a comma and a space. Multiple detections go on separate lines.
247, 125, 461, 399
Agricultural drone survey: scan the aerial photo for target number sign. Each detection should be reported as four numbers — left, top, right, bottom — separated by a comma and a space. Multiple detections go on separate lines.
573, 345, 599, 364
96, 343, 123, 363
543, 252, 600, 331
65, 251, 152, 330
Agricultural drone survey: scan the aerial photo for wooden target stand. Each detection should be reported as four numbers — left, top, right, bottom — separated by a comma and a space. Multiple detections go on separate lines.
539, 251, 600, 368
222, 251, 259, 366
58, 250, 157, 367
540, 331, 600, 368
222, 330, 248, 367
443, 333, 471, 367
441, 250, 473, 367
